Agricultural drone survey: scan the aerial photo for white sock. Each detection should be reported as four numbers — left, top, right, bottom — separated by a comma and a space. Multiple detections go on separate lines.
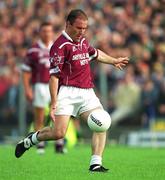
90, 155, 102, 166
31, 132, 39, 145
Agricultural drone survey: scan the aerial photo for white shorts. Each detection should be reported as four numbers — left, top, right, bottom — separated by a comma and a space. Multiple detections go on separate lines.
33, 83, 50, 108
55, 86, 103, 117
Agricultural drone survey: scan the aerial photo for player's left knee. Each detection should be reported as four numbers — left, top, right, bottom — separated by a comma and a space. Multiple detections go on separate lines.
87, 109, 111, 132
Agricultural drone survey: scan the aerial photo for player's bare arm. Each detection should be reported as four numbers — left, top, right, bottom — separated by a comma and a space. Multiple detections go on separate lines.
22, 71, 33, 101
49, 75, 59, 121
97, 49, 129, 70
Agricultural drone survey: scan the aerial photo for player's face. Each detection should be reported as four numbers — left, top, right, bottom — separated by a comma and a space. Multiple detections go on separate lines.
40, 25, 54, 43
67, 18, 88, 42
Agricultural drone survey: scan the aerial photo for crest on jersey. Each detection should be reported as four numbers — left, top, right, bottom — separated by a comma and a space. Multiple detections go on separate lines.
50, 53, 64, 66
72, 46, 77, 52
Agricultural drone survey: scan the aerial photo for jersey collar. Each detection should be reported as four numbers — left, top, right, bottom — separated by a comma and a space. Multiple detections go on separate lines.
62, 30, 73, 42
37, 40, 53, 50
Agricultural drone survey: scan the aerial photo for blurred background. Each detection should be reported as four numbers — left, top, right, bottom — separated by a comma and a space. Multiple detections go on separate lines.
0, 0, 165, 147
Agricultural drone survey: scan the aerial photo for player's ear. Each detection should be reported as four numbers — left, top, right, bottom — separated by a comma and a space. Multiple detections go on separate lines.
66, 21, 70, 28
66, 21, 73, 28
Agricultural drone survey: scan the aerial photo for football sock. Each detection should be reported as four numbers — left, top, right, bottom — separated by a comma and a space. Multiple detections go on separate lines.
55, 139, 65, 153
37, 141, 45, 148
56, 139, 64, 145
31, 131, 40, 145
90, 155, 102, 166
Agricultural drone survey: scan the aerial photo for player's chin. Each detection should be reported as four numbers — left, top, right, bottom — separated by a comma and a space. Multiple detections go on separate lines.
75, 36, 82, 41
75, 38, 81, 42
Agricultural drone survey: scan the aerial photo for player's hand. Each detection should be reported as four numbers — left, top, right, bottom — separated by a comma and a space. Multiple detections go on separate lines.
25, 89, 33, 102
114, 57, 129, 70
50, 105, 56, 122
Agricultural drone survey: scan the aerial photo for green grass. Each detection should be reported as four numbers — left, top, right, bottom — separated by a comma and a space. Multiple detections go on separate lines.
0, 143, 165, 180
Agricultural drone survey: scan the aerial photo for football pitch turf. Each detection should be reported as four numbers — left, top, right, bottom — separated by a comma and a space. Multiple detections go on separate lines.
0, 143, 165, 180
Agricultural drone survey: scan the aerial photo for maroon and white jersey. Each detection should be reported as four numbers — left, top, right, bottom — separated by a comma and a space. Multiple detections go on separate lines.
22, 40, 53, 84
49, 31, 98, 88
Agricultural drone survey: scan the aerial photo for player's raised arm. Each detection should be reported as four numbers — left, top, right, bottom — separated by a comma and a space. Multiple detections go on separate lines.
97, 49, 129, 70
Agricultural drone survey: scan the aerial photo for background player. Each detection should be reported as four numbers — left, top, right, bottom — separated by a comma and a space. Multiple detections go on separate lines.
22, 22, 65, 153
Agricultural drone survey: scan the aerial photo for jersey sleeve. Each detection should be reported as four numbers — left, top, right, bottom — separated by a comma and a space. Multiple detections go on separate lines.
49, 45, 65, 77
87, 41, 98, 61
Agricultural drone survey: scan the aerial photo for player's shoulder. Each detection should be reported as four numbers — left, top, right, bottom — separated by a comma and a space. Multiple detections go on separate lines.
27, 43, 40, 55
53, 34, 66, 46
55, 34, 73, 47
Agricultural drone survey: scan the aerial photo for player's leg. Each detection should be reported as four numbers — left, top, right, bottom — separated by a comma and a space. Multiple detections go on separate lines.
37, 115, 70, 140
34, 107, 45, 130
91, 131, 106, 157
15, 115, 70, 158
44, 105, 66, 153
79, 88, 110, 172
32, 83, 50, 153
80, 108, 106, 155
55, 139, 66, 153
34, 106, 46, 154
80, 108, 108, 172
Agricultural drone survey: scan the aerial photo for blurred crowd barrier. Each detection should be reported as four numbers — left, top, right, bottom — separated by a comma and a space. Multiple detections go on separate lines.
0, 0, 165, 139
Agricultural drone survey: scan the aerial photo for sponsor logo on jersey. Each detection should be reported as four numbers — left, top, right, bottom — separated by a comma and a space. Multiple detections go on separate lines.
80, 59, 88, 65
72, 53, 89, 61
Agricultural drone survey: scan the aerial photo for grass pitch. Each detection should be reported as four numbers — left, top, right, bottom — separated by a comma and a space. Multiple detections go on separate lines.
0, 143, 165, 180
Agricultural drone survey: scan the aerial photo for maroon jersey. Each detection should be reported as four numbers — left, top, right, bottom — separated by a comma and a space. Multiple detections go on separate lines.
22, 40, 53, 84
49, 31, 98, 88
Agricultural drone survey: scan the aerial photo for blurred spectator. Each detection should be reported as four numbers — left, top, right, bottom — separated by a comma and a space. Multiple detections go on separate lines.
141, 79, 158, 129
156, 79, 165, 118
110, 71, 141, 126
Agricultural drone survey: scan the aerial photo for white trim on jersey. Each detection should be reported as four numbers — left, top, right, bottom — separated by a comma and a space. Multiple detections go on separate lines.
28, 48, 40, 54
89, 49, 98, 61
62, 30, 73, 42
81, 38, 85, 48
61, 31, 89, 51
38, 40, 53, 50
49, 66, 61, 74
59, 42, 73, 49
22, 64, 32, 71
27, 40, 53, 54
